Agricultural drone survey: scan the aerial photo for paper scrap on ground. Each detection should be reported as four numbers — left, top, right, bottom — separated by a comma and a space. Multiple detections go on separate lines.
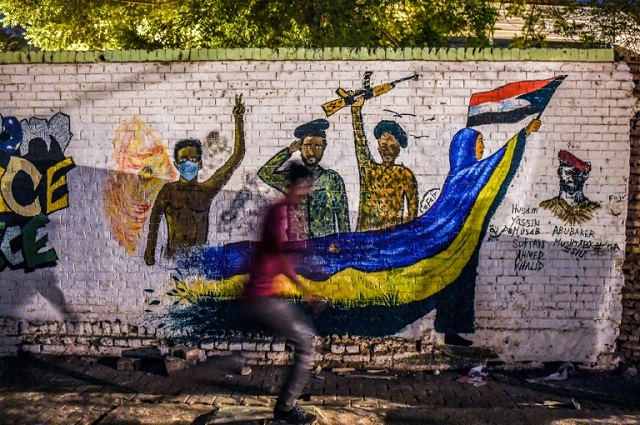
457, 365, 488, 387
526, 363, 575, 384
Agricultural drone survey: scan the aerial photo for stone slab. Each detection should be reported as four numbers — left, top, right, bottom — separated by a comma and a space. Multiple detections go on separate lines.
99, 402, 217, 425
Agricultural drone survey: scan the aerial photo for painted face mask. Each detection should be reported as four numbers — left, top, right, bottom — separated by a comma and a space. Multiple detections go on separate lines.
177, 161, 199, 181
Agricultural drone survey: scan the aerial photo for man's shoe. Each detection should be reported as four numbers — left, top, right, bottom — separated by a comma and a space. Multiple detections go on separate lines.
273, 405, 317, 424
444, 333, 473, 347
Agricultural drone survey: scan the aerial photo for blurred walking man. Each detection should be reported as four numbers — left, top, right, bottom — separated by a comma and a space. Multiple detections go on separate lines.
240, 162, 319, 424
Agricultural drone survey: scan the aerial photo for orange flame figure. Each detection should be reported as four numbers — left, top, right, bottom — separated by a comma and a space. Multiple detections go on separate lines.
103, 116, 177, 255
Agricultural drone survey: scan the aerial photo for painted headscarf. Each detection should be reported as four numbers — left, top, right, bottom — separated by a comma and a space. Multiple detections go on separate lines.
449, 128, 481, 172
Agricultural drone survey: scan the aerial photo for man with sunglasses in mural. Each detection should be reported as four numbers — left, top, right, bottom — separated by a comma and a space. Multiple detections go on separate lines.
144, 94, 246, 265
350, 97, 418, 231
258, 118, 350, 239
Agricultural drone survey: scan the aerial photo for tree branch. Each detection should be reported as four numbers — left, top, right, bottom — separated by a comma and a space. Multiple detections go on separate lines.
111, 0, 180, 5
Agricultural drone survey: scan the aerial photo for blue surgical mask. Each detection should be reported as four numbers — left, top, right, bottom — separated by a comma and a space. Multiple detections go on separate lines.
177, 161, 199, 181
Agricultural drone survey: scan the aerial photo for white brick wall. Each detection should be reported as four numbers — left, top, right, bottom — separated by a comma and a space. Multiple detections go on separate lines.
0, 57, 635, 366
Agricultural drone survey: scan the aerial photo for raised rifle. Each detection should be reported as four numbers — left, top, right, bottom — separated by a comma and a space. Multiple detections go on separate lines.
321, 72, 420, 117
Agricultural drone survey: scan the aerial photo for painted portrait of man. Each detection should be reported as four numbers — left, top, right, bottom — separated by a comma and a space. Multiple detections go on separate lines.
539, 150, 600, 226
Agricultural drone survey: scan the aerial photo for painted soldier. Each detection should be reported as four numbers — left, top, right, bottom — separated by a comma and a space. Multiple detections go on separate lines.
351, 98, 418, 231
258, 119, 350, 239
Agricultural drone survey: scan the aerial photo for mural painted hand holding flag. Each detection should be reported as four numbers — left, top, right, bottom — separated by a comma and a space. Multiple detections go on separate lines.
466, 75, 567, 127
431, 75, 564, 346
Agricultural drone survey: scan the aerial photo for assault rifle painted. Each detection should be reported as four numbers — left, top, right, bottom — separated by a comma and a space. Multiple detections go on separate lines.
321, 72, 420, 117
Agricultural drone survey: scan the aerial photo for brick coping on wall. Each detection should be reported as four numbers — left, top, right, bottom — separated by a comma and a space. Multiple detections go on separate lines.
0, 48, 614, 64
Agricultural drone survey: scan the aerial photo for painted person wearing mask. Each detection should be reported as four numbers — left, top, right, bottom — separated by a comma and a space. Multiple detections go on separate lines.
144, 95, 246, 265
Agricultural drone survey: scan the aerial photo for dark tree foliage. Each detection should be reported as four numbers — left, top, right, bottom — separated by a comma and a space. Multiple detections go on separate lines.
554, 0, 640, 50
0, 0, 499, 50
505, 0, 639, 50
0, 16, 28, 51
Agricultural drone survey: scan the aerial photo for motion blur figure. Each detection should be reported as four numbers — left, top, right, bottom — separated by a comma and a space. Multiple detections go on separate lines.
240, 161, 319, 424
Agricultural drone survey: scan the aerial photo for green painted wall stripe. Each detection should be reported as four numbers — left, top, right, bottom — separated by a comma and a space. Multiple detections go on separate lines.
0, 48, 615, 64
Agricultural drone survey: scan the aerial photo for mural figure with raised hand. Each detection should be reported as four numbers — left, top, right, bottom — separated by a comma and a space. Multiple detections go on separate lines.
164, 76, 565, 343
432, 119, 540, 346
144, 95, 246, 265
258, 119, 350, 239
432, 75, 564, 346
350, 96, 418, 231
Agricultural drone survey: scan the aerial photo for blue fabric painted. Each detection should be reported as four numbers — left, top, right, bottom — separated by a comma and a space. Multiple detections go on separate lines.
177, 128, 511, 282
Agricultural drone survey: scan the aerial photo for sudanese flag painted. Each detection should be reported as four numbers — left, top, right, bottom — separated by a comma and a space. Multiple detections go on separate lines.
467, 75, 566, 127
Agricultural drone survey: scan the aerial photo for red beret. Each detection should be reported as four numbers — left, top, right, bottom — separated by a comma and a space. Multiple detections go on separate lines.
558, 150, 591, 173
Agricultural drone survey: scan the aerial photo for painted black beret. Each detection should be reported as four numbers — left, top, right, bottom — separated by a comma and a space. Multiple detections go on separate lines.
373, 120, 408, 148
294, 119, 329, 140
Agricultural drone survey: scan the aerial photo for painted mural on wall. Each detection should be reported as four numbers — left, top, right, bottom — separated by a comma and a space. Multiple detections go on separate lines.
0, 112, 75, 272
539, 149, 601, 226
258, 119, 350, 239
103, 116, 178, 255
202, 130, 231, 173
216, 174, 271, 236
143, 95, 246, 265
352, 98, 418, 231
147, 73, 571, 346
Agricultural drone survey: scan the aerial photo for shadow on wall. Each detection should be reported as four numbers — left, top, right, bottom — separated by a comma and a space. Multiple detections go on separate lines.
0, 267, 77, 322
0, 164, 113, 322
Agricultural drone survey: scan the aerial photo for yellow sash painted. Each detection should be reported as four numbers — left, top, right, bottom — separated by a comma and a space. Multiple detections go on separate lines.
200, 133, 519, 306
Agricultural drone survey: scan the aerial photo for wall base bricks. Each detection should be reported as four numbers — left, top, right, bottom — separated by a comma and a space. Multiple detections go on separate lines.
0, 319, 629, 371
168, 345, 200, 361
117, 357, 141, 371
164, 356, 188, 375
